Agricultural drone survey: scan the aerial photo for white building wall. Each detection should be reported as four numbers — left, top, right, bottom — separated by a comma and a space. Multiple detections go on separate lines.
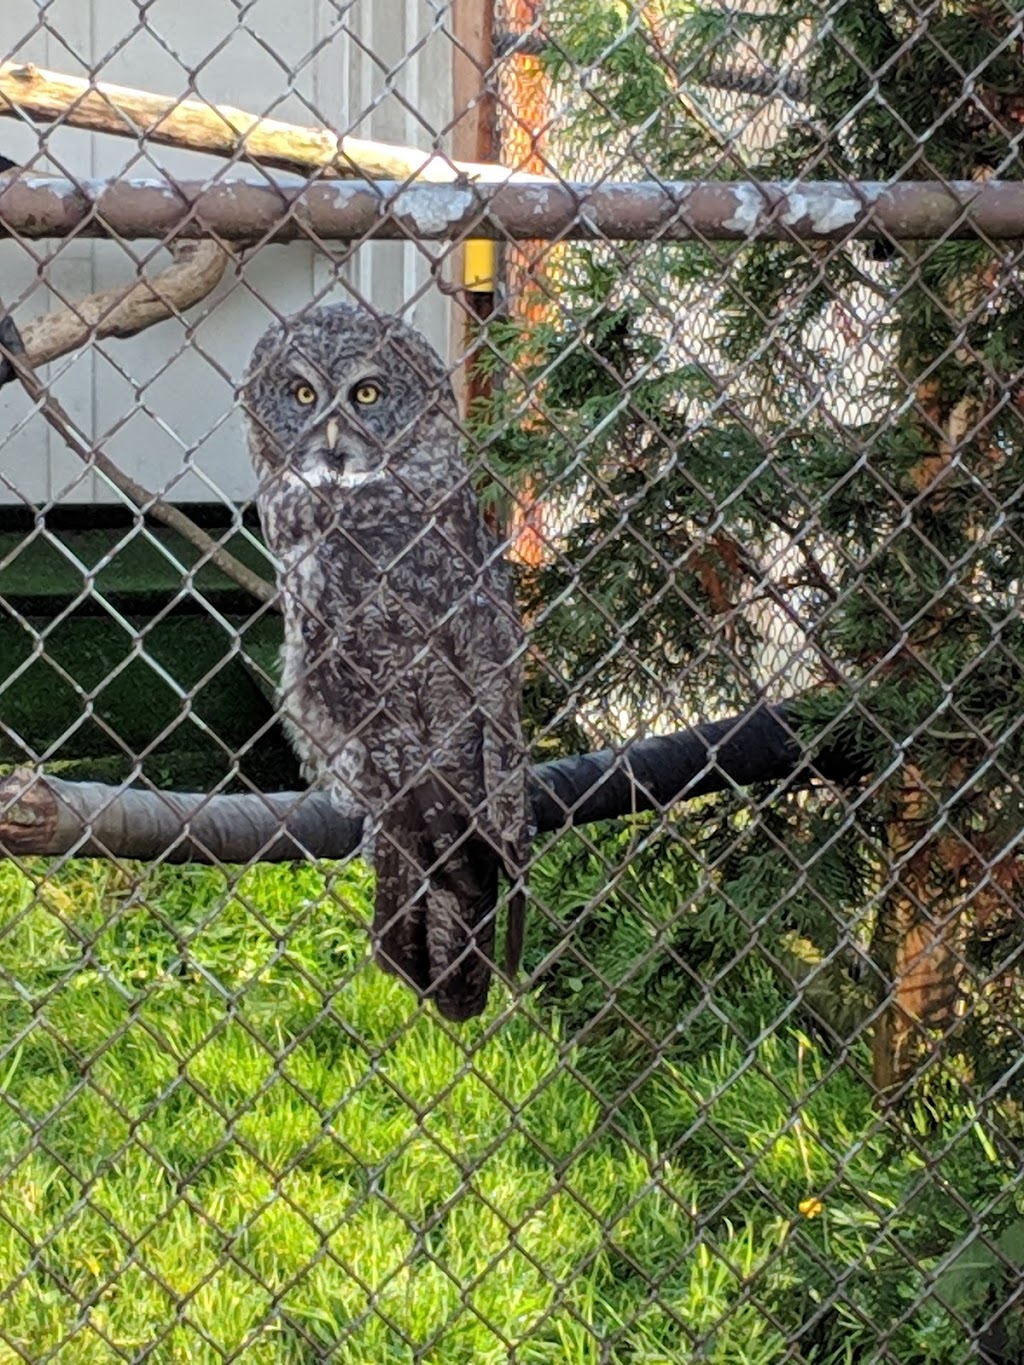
0, 0, 456, 506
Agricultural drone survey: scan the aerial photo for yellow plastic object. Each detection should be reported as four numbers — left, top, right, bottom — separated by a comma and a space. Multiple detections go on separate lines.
464, 238, 496, 292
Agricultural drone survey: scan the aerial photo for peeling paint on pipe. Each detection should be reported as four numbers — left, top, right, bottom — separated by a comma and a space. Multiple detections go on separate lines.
0, 175, 1019, 242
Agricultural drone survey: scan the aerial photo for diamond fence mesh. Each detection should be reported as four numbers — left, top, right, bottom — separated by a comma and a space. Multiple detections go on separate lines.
0, 0, 1022, 1359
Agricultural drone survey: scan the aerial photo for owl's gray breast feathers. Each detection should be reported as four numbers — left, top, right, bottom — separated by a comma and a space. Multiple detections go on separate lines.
242, 302, 529, 1020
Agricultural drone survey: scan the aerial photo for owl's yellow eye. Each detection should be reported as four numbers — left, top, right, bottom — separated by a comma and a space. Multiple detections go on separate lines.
352, 381, 383, 406
294, 383, 317, 406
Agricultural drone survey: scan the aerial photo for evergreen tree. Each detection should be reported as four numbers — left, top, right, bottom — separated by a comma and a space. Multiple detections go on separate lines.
477, 0, 1024, 1103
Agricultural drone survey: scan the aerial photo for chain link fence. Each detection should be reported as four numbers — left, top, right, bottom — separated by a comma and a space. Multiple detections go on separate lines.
0, 0, 1022, 1359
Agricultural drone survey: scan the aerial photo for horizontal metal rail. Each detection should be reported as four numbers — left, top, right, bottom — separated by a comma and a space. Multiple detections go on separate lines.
2, 174, 1022, 241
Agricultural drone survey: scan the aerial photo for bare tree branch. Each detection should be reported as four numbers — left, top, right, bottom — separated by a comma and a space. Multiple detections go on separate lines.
0, 703, 865, 864
494, 28, 810, 103
0, 314, 277, 607
0, 61, 550, 185
20, 239, 229, 369
691, 63, 809, 104
0, 174, 1011, 243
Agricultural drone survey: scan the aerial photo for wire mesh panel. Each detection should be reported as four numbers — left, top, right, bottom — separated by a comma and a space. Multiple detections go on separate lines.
0, 0, 1023, 1360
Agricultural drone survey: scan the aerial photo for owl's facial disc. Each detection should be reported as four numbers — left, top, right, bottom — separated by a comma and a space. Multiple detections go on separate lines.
278, 367, 391, 493
310, 371, 391, 485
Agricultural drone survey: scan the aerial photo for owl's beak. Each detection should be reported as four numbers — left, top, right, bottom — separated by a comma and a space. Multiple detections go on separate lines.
325, 417, 340, 453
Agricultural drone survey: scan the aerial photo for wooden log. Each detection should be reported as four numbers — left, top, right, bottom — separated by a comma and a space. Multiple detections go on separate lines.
20, 239, 229, 369
0, 61, 550, 185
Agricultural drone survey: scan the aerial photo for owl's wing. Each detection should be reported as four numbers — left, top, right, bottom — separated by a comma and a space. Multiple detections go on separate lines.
371, 512, 529, 1022
447, 554, 530, 972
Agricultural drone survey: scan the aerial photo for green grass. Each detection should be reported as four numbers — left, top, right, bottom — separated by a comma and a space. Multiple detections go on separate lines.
0, 853, 1017, 1362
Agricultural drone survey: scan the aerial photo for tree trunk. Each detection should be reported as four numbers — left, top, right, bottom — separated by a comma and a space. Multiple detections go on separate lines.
872, 766, 968, 1097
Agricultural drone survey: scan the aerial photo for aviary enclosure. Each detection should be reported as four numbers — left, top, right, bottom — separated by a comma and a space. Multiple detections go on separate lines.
0, 0, 1021, 1359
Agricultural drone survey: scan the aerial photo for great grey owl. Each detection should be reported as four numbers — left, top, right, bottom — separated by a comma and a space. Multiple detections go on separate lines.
242, 302, 529, 1021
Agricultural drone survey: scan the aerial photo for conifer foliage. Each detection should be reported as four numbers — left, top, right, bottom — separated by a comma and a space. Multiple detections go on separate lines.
479, 0, 1024, 1098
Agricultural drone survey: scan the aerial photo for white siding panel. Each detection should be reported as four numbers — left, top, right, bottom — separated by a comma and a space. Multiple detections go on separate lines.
0, 1, 100, 507
0, 0, 455, 507
344, 1, 454, 361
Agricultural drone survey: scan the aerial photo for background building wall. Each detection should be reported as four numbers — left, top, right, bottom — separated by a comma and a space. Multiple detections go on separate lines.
0, 0, 456, 506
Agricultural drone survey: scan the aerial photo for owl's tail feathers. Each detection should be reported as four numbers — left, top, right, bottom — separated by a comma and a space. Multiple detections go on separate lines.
371, 782, 521, 1022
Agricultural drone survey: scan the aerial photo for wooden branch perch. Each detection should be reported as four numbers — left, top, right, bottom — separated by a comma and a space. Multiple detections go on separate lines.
0, 61, 549, 185
0, 314, 276, 608
0, 243, 272, 606
0, 704, 866, 864
20, 239, 229, 369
